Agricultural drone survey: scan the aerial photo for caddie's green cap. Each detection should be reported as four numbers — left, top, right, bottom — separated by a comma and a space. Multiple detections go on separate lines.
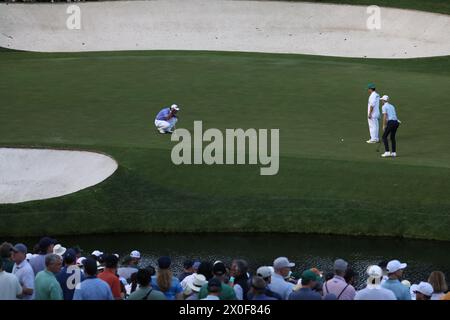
367, 83, 376, 89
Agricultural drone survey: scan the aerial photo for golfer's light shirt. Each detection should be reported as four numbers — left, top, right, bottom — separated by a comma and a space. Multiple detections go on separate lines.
155, 108, 170, 121
368, 91, 380, 118
381, 279, 411, 300
382, 103, 398, 121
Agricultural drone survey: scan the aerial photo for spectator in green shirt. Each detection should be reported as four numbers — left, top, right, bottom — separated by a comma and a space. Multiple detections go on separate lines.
198, 262, 236, 300
34, 254, 63, 300
128, 268, 166, 300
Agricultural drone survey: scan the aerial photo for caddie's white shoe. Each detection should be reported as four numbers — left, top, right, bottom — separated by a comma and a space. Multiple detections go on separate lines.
158, 129, 166, 134
381, 152, 391, 157
367, 140, 377, 144
391, 152, 397, 157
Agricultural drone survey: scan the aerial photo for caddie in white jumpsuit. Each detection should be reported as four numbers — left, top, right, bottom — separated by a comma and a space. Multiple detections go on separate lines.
366, 83, 380, 143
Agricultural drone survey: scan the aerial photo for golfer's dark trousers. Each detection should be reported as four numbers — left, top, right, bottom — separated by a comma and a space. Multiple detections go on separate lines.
383, 120, 399, 152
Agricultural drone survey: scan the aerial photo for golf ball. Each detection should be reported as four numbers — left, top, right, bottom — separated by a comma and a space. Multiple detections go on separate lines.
341, 139, 344, 142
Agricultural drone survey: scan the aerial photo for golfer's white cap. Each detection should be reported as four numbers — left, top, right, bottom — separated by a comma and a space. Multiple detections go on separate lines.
381, 95, 389, 101
130, 250, 141, 259
387, 260, 407, 273
170, 104, 180, 111
411, 282, 433, 297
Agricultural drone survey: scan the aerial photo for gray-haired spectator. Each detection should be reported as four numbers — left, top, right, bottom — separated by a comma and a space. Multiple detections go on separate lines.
34, 254, 63, 300
128, 268, 166, 300
251, 276, 277, 301
0, 259, 22, 300
428, 271, 448, 300
11, 243, 35, 300
381, 259, 411, 300
354, 265, 396, 300
230, 259, 250, 300
73, 258, 113, 300
29, 237, 57, 275
0, 242, 14, 273
322, 259, 356, 300
289, 270, 322, 300
268, 257, 295, 300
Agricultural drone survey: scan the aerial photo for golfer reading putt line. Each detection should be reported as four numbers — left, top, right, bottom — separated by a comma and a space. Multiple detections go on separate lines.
380, 95, 400, 158
155, 104, 180, 134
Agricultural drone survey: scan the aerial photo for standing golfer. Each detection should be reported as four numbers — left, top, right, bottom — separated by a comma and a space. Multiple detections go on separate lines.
380, 95, 399, 157
155, 104, 180, 134
366, 83, 380, 143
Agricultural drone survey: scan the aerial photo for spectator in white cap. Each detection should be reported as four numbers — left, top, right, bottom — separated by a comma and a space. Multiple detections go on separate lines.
411, 282, 434, 301
155, 104, 180, 134
354, 265, 396, 300
246, 266, 281, 300
130, 250, 141, 268
322, 259, 356, 300
53, 244, 66, 258
91, 250, 103, 259
185, 273, 208, 300
268, 257, 295, 300
381, 260, 411, 300
11, 244, 35, 300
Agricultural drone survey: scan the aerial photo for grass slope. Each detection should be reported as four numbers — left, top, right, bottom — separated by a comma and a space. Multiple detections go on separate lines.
0, 50, 449, 240
278, 0, 450, 15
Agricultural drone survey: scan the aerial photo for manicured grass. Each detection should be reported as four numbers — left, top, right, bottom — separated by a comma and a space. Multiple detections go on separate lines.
279, 0, 450, 15
0, 50, 449, 240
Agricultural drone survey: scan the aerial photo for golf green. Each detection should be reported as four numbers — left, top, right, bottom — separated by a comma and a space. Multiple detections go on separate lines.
0, 50, 449, 240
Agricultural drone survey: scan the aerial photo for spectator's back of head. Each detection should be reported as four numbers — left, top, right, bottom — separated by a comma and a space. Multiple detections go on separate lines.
104, 254, 119, 269
428, 271, 448, 294
63, 249, 77, 265
207, 278, 222, 293
251, 276, 267, 294
213, 262, 227, 277
0, 242, 13, 258
136, 268, 152, 287
198, 261, 214, 280
334, 259, 348, 275
83, 258, 98, 276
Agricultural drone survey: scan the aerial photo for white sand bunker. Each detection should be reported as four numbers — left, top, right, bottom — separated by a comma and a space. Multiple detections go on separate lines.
0, 148, 118, 204
1, 0, 450, 58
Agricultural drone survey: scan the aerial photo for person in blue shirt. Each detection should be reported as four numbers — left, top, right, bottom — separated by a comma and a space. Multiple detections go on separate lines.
73, 258, 113, 300
380, 95, 400, 158
154, 104, 180, 134
381, 260, 411, 300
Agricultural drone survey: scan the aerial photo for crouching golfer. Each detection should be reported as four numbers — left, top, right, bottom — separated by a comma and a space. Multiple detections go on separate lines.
155, 104, 179, 134
381, 95, 400, 157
